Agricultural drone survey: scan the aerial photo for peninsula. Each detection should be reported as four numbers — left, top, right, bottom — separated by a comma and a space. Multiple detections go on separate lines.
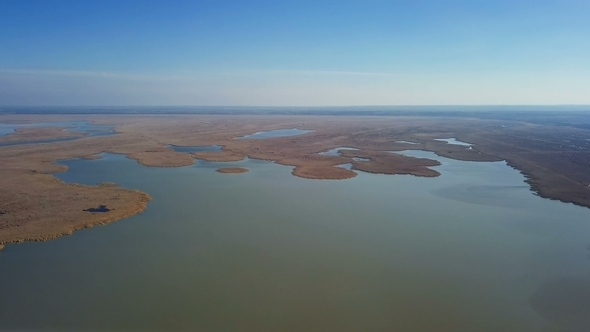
1, 113, 590, 245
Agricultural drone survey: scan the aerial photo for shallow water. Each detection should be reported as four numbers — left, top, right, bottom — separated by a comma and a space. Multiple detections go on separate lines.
237, 128, 313, 139
0, 121, 114, 137
166, 144, 222, 153
0, 121, 114, 146
1, 151, 590, 331
435, 137, 473, 147
395, 140, 420, 144
318, 146, 359, 156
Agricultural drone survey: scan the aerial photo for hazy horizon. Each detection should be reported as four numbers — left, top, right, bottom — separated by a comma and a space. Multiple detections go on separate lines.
1, 1, 589, 106
2, 105, 590, 109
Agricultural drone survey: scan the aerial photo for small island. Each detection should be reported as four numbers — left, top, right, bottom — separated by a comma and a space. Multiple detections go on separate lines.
216, 167, 249, 174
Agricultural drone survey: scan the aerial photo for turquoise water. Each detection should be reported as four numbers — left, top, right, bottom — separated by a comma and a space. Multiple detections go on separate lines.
1, 152, 590, 331
237, 128, 313, 139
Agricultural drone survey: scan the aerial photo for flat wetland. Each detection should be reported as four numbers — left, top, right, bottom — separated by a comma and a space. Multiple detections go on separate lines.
2, 113, 590, 331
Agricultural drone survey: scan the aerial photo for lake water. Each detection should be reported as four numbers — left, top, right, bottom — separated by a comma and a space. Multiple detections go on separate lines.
0, 121, 114, 147
0, 121, 114, 137
395, 140, 421, 144
318, 147, 359, 156
237, 128, 313, 139
435, 137, 474, 147
166, 145, 222, 153
1, 151, 590, 331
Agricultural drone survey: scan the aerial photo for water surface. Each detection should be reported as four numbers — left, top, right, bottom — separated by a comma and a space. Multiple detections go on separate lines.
318, 147, 359, 156
166, 145, 222, 153
0, 121, 115, 147
0, 121, 113, 137
1, 152, 590, 331
435, 137, 474, 147
237, 128, 313, 139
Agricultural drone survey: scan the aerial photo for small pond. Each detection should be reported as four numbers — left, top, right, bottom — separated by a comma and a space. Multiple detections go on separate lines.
237, 128, 313, 140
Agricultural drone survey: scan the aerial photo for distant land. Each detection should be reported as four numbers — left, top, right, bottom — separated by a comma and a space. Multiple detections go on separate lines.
2, 106, 590, 129
2, 111, 590, 245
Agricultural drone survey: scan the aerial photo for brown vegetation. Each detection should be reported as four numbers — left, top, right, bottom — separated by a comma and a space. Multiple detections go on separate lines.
216, 167, 249, 174
0, 127, 84, 144
2, 114, 590, 245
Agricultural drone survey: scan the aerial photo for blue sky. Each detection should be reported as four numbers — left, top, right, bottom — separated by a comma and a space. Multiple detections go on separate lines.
1, 0, 589, 106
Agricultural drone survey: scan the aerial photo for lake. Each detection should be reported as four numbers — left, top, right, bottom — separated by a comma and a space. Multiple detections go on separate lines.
0, 121, 115, 147
0, 121, 114, 137
435, 138, 474, 147
318, 146, 359, 156
236, 128, 313, 139
1, 150, 589, 331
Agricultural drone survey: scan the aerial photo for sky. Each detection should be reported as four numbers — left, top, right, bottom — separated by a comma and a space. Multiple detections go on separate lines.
1, 0, 589, 106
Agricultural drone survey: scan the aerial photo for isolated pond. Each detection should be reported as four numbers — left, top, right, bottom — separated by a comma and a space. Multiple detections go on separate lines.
435, 137, 473, 147
1, 152, 590, 331
236, 128, 313, 139
318, 146, 359, 156
166, 145, 222, 153
0, 121, 114, 137
0, 121, 115, 147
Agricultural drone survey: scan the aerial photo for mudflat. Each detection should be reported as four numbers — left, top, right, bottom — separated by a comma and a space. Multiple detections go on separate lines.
1, 114, 590, 244
216, 167, 249, 174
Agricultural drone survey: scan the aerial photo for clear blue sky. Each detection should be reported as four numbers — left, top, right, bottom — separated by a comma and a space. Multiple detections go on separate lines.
1, 0, 589, 106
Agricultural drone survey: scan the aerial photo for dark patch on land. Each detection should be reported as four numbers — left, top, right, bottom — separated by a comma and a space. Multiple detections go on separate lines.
83, 205, 110, 213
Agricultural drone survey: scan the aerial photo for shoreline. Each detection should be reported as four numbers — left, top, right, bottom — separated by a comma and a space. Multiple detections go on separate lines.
2, 114, 590, 245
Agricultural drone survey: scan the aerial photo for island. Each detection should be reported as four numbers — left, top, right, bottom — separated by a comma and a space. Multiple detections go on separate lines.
1, 113, 590, 245
216, 167, 249, 174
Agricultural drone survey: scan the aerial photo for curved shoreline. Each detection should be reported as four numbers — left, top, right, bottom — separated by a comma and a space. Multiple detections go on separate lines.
2, 114, 590, 246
